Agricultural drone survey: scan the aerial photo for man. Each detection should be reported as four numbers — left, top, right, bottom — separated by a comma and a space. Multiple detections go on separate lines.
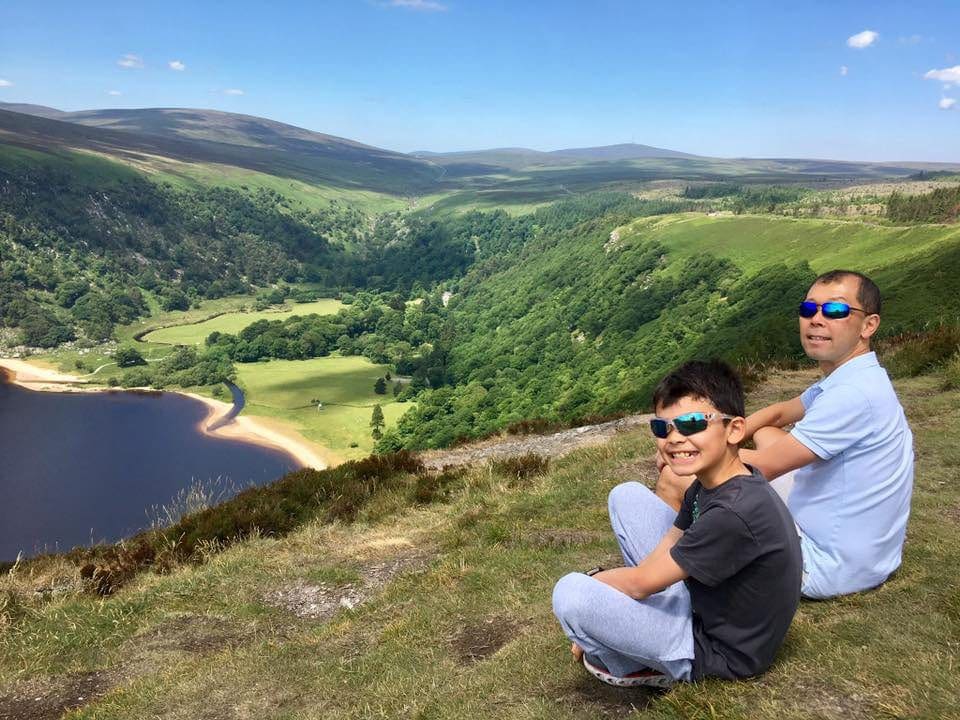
656, 270, 914, 599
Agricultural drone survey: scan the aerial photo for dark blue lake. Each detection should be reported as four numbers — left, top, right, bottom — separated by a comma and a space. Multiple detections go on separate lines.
0, 380, 297, 561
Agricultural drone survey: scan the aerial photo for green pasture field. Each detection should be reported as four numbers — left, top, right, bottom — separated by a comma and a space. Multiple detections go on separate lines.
31, 294, 259, 382
1, 369, 957, 718
617, 213, 960, 275
233, 356, 411, 460
143, 299, 345, 346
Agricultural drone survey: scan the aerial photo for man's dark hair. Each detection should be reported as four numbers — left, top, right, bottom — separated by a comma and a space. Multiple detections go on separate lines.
812, 269, 881, 315
652, 359, 745, 417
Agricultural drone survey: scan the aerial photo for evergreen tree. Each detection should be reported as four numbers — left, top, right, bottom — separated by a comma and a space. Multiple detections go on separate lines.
370, 404, 385, 439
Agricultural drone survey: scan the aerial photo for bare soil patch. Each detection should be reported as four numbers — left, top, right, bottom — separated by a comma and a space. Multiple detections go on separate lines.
753, 677, 878, 720
523, 529, 609, 550
452, 617, 524, 665
263, 550, 431, 620
610, 459, 659, 488
553, 677, 658, 718
0, 670, 114, 720
133, 613, 247, 656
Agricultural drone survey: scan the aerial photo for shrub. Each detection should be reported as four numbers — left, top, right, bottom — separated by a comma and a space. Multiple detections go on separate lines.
942, 352, 960, 390
121, 367, 154, 388
0, 589, 27, 628
491, 454, 550, 483
881, 326, 960, 378
409, 468, 466, 505
115, 347, 146, 367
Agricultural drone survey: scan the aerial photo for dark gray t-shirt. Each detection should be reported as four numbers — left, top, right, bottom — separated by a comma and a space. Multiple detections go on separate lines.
670, 469, 802, 679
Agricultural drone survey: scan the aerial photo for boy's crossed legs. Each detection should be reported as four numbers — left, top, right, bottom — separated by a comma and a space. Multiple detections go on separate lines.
551, 482, 695, 682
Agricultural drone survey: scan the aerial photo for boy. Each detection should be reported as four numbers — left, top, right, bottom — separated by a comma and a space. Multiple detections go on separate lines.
552, 360, 801, 686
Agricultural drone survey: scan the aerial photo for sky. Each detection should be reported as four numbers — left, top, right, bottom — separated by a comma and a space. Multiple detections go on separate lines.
1, 0, 958, 161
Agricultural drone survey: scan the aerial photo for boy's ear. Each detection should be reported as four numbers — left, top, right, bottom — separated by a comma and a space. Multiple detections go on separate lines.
725, 416, 747, 445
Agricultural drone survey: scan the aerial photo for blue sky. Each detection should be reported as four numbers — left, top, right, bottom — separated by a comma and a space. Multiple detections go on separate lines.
1, 1, 958, 160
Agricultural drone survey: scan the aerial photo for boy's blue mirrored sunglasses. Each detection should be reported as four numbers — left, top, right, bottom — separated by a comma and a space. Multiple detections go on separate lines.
798, 301, 866, 319
650, 412, 734, 439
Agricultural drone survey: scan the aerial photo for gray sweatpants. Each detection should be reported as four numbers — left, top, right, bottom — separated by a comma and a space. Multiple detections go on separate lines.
551, 482, 694, 681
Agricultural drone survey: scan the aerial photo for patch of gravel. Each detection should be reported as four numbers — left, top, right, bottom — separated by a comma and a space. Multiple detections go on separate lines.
263, 551, 431, 620
420, 414, 653, 472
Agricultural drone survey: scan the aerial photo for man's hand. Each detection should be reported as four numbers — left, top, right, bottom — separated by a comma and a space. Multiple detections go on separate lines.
571, 642, 584, 662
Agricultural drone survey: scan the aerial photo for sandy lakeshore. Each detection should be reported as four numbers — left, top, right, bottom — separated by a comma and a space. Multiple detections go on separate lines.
0, 358, 332, 470
182, 392, 335, 470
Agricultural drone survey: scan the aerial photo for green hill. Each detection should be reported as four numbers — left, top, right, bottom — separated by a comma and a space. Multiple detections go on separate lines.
380, 207, 960, 449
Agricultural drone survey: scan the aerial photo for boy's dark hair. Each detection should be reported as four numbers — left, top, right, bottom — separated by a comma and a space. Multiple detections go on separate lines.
652, 359, 745, 418
812, 269, 881, 315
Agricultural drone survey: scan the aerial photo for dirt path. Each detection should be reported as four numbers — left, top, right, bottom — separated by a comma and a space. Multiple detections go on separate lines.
419, 414, 653, 471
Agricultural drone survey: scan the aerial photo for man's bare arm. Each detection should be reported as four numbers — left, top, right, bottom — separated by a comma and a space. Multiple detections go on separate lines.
741, 432, 819, 481
593, 526, 686, 600
742, 396, 806, 441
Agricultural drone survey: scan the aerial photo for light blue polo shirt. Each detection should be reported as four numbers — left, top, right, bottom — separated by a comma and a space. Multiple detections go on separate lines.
789, 351, 914, 598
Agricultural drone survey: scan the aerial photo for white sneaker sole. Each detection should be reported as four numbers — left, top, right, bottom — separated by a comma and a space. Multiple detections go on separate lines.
582, 655, 675, 689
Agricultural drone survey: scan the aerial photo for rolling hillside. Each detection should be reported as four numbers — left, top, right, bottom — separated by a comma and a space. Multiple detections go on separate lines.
0, 107, 440, 195
5, 103, 960, 210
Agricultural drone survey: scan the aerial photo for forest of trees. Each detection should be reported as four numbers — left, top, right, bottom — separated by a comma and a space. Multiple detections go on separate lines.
0, 151, 543, 346
887, 186, 960, 223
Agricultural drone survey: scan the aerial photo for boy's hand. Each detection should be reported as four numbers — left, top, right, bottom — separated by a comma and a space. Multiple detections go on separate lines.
571, 642, 584, 662
655, 448, 668, 472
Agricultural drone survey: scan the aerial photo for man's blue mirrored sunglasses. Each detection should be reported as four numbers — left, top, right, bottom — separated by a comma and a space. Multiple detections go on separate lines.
798, 301, 867, 319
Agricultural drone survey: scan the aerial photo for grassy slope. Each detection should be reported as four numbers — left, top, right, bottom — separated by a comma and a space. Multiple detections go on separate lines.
1, 369, 957, 719
233, 356, 410, 460
140, 160, 410, 215
143, 299, 346, 345
617, 213, 960, 276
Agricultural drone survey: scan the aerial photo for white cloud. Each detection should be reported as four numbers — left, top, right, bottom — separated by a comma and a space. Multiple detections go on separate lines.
168, 60, 186, 71
0, 78, 12, 87
924, 65, 960, 87
107, 90, 122, 96
117, 53, 144, 69
939, 97, 957, 110
847, 30, 879, 49
388, 0, 447, 11
223, 88, 244, 95
840, 65, 849, 76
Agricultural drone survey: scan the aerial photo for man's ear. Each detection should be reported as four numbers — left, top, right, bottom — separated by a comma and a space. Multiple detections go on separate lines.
726, 416, 747, 445
861, 313, 880, 341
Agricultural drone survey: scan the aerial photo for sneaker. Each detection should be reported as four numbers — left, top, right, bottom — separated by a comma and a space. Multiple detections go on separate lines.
581, 654, 674, 689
